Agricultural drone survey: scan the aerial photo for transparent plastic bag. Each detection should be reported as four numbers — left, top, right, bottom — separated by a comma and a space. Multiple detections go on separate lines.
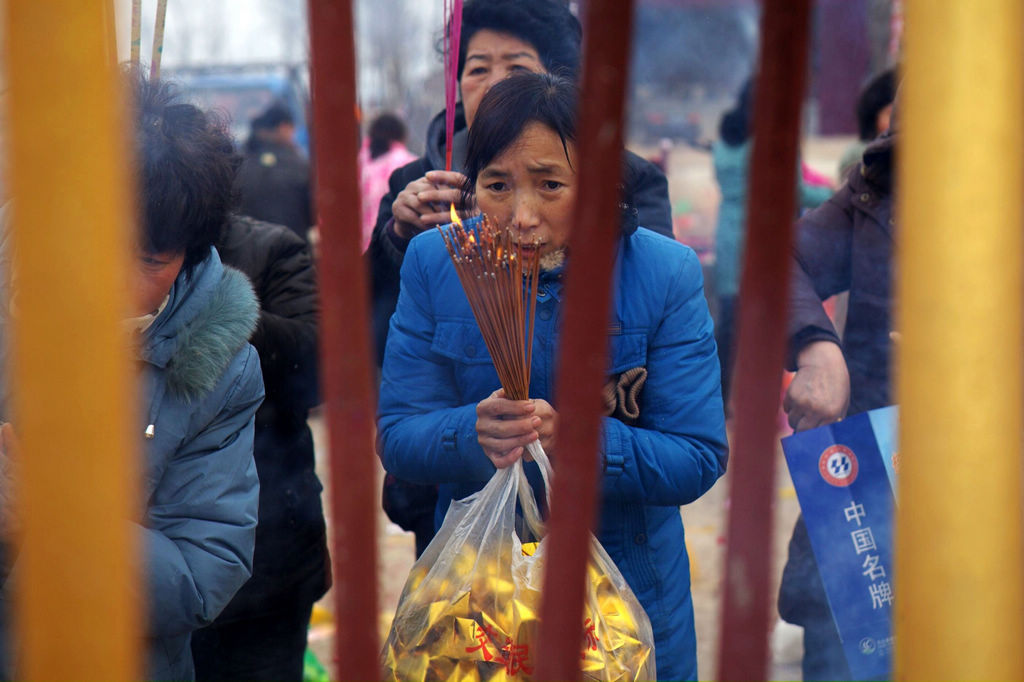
382, 442, 656, 681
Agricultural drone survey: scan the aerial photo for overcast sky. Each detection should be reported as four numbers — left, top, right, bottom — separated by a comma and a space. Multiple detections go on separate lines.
114, 1, 442, 78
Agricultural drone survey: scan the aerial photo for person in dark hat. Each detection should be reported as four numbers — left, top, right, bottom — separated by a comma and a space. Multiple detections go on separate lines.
235, 101, 314, 241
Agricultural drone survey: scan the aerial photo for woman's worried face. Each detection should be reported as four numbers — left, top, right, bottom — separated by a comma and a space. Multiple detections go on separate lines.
475, 122, 577, 260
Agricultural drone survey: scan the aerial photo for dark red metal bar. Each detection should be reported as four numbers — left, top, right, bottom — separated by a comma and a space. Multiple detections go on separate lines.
535, 0, 635, 679
307, 1, 380, 679
716, 1, 812, 680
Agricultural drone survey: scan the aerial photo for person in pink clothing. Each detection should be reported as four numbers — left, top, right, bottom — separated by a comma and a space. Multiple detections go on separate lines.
360, 113, 417, 251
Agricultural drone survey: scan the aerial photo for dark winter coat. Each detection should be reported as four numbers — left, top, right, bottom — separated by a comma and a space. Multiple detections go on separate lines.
786, 141, 895, 415
780, 137, 894, 651
213, 216, 329, 617
140, 249, 264, 680
235, 140, 314, 241
365, 104, 676, 365
378, 220, 727, 681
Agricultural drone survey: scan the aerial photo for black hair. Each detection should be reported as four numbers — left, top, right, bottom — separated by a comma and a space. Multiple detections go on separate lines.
461, 72, 578, 202
719, 77, 754, 147
133, 73, 239, 277
856, 68, 897, 141
455, 0, 582, 81
368, 112, 408, 160
251, 100, 294, 131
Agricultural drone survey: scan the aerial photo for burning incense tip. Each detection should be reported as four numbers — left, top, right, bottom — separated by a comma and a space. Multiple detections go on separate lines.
450, 203, 462, 228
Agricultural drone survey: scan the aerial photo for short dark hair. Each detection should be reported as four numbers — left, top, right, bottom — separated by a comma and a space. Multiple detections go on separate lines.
719, 77, 755, 147
462, 72, 578, 200
856, 68, 897, 141
251, 100, 294, 132
456, 0, 582, 80
133, 73, 239, 276
368, 112, 408, 160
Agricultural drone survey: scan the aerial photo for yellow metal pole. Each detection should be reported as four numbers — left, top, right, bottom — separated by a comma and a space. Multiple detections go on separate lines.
5, 2, 140, 680
897, 2, 1024, 680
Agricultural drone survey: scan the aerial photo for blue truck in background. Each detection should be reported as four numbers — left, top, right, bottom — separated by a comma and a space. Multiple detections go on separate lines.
164, 63, 311, 155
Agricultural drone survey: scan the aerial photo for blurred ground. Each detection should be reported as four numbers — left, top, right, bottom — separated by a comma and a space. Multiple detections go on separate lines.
306, 135, 851, 681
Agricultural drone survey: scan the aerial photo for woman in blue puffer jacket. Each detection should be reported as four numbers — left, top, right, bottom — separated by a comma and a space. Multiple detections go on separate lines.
377, 72, 727, 681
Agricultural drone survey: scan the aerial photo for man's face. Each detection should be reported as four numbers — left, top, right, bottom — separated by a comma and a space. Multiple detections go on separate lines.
460, 30, 546, 128
131, 250, 184, 317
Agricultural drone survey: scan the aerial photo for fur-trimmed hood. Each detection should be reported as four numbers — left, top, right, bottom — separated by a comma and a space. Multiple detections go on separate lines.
142, 247, 259, 402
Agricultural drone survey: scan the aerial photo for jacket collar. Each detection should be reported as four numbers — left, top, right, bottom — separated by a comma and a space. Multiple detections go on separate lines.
141, 248, 259, 401
848, 169, 895, 238
425, 104, 468, 170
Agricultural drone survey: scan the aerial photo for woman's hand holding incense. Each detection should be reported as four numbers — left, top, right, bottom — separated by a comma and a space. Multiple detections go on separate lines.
477, 389, 539, 468
392, 170, 473, 239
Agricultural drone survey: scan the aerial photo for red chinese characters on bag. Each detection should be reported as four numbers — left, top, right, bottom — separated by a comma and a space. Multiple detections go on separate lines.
465, 623, 534, 675
581, 618, 599, 659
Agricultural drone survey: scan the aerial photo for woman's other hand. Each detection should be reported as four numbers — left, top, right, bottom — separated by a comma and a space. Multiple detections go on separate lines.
391, 170, 472, 239
530, 398, 558, 456
476, 389, 539, 468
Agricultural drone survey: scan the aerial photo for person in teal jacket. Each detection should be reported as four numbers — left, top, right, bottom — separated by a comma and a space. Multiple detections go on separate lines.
713, 78, 833, 402
0, 75, 264, 681
132, 75, 265, 682
377, 73, 727, 681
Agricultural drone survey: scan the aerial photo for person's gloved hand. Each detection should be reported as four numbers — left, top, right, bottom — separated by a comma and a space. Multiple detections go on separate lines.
783, 340, 850, 432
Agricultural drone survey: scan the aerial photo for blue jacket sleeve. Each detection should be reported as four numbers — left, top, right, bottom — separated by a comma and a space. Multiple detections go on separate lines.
600, 248, 728, 505
377, 240, 497, 485
143, 345, 263, 637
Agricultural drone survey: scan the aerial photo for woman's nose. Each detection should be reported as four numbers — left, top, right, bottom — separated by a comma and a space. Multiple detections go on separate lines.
511, 194, 540, 231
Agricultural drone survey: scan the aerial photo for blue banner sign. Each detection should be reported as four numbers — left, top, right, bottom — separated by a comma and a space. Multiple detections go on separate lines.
782, 406, 899, 681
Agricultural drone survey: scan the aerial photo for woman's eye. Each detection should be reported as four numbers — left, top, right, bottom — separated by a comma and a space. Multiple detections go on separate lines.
468, 67, 487, 76
510, 64, 531, 72
543, 180, 564, 190
485, 182, 507, 192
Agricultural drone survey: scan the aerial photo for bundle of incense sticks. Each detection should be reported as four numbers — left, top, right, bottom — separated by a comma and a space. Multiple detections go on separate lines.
438, 214, 541, 401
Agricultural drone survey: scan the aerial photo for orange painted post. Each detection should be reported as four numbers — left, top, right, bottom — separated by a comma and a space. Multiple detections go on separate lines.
716, 1, 812, 680
534, 0, 635, 679
306, 0, 381, 679
896, 1, 1024, 678
5, 2, 140, 680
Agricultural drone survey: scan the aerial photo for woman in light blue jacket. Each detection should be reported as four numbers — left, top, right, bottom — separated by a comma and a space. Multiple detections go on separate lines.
131, 75, 264, 681
0, 76, 264, 681
378, 73, 726, 681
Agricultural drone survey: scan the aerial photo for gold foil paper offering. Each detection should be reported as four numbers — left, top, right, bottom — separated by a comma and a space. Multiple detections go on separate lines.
382, 549, 654, 681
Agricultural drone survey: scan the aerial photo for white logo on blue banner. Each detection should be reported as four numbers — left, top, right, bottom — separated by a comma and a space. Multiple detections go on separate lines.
819, 444, 859, 487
